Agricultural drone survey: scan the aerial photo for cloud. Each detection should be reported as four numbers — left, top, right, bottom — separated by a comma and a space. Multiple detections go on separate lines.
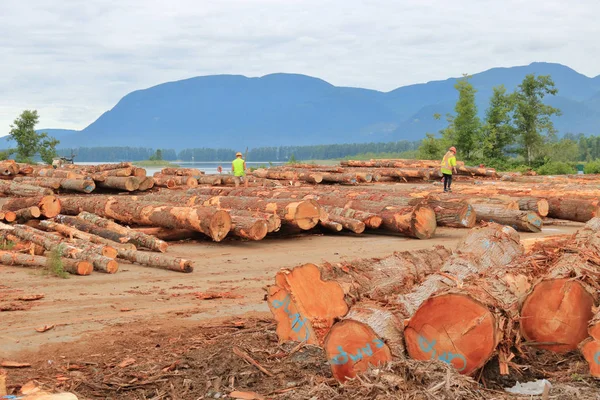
0, 0, 599, 133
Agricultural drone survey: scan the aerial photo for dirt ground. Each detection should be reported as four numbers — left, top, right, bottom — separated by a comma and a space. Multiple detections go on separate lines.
1, 221, 597, 399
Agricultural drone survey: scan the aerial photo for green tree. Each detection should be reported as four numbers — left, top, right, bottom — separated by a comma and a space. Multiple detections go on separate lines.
156, 149, 163, 160
450, 75, 481, 161
8, 110, 59, 164
481, 85, 517, 161
418, 133, 444, 160
513, 74, 561, 164
38, 135, 59, 164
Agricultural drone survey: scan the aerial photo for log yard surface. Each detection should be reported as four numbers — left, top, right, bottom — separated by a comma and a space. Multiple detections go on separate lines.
2, 159, 600, 399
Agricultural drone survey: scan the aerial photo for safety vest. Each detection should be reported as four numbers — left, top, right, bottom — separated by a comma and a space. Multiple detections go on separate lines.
232, 158, 245, 176
441, 152, 456, 175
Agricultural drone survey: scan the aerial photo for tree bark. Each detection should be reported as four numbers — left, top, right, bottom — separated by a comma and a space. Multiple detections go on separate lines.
2, 196, 61, 218
197, 176, 223, 186
31, 169, 84, 179
95, 177, 140, 191
320, 173, 358, 184
546, 197, 600, 222
472, 204, 543, 232
0, 161, 19, 176
399, 224, 524, 375
13, 176, 61, 189
161, 167, 203, 176
5, 224, 119, 273
231, 215, 269, 240
76, 211, 168, 252
322, 206, 382, 229
153, 173, 198, 187
59, 196, 232, 242
55, 214, 134, 244
136, 177, 155, 191
0, 181, 53, 197
325, 214, 365, 233
14, 206, 41, 222
319, 220, 343, 232
131, 227, 198, 241
91, 167, 134, 179
152, 175, 176, 188
514, 197, 549, 217
267, 246, 452, 346
0, 250, 93, 275
116, 248, 193, 272
83, 162, 132, 173
204, 196, 320, 231
40, 219, 136, 251
252, 169, 323, 184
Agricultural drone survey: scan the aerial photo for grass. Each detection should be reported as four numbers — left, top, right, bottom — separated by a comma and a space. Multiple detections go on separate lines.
44, 245, 69, 279
133, 160, 180, 167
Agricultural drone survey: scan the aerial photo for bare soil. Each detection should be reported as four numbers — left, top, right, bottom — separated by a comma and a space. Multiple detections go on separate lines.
2, 223, 598, 399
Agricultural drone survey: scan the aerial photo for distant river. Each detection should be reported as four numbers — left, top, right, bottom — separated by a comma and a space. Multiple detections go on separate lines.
75, 161, 283, 176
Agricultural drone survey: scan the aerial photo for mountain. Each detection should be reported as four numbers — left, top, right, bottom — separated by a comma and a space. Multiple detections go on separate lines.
51, 62, 600, 150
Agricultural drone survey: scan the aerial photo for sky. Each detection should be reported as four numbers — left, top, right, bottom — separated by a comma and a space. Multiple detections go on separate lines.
1, 0, 599, 134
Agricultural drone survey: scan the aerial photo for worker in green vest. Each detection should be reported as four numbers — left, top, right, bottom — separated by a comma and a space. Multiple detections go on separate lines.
232, 152, 248, 188
440, 146, 457, 192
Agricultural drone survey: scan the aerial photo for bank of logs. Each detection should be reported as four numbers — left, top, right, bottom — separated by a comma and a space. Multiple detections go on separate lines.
267, 219, 600, 381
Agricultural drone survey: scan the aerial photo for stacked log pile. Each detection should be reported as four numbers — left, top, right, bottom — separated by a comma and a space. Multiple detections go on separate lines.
0, 210, 192, 275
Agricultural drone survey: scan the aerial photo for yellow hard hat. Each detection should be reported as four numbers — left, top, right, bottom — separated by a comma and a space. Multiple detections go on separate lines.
236, 152, 242, 157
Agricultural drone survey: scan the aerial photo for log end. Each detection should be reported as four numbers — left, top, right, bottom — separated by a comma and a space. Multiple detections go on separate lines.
293, 200, 321, 230
581, 338, 600, 378
461, 204, 477, 228
364, 215, 383, 229
405, 293, 497, 375
4, 211, 16, 223
105, 259, 119, 274
76, 261, 94, 275
412, 204, 437, 239
537, 199, 549, 217
324, 319, 393, 383
40, 196, 61, 218
209, 210, 233, 242
520, 278, 594, 353
267, 285, 317, 344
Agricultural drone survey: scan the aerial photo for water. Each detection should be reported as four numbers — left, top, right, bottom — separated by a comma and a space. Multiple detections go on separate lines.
75, 161, 283, 176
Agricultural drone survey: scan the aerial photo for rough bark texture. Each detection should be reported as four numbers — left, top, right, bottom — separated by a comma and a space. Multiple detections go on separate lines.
252, 169, 323, 184
319, 220, 343, 232
59, 196, 231, 242
96, 177, 140, 192
116, 248, 193, 272
515, 197, 549, 217
13, 176, 61, 189
197, 176, 223, 186
205, 196, 320, 231
267, 246, 452, 346
137, 177, 155, 191
161, 167, 203, 176
472, 204, 543, 232
0, 250, 93, 275
0, 181, 53, 197
31, 169, 83, 179
546, 197, 600, 222
55, 214, 134, 244
323, 206, 382, 229
40, 219, 136, 251
230, 215, 269, 240
91, 167, 134, 179
325, 214, 365, 234
153, 173, 197, 187
76, 211, 168, 252
6, 224, 119, 273
400, 224, 524, 375
2, 196, 61, 218
14, 206, 41, 222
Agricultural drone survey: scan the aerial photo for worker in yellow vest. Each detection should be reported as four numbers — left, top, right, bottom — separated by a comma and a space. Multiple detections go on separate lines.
232, 152, 248, 188
441, 146, 457, 192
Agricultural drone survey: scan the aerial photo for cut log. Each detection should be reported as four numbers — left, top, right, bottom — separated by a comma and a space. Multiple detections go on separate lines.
323, 206, 382, 229
412, 198, 475, 228
13, 176, 61, 190
324, 307, 395, 382
267, 246, 452, 345
133, 167, 147, 177
0, 250, 93, 275
581, 310, 600, 378
231, 215, 269, 240
84, 162, 132, 173
95, 177, 140, 192
0, 231, 45, 255
55, 214, 134, 245
400, 224, 524, 375
31, 169, 83, 179
205, 196, 320, 231
378, 204, 436, 239
325, 214, 365, 234
40, 220, 136, 251
0, 160, 19, 176
197, 176, 223, 186
3, 211, 16, 223
76, 212, 168, 252
0, 181, 53, 197
91, 167, 134, 179
520, 220, 600, 353
153, 173, 198, 187
320, 173, 358, 185
152, 175, 176, 188
116, 248, 193, 272
13, 177, 95, 193
131, 227, 198, 241
252, 169, 323, 184
546, 197, 600, 222
319, 220, 343, 232
14, 206, 41, 222
2, 196, 61, 218
59, 197, 231, 242
161, 167, 203, 176
515, 197, 549, 217
5, 224, 119, 273
136, 177, 155, 191
471, 205, 542, 232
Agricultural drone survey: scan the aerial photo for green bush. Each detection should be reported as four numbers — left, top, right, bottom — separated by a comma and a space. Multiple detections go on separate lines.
584, 160, 600, 174
536, 162, 576, 176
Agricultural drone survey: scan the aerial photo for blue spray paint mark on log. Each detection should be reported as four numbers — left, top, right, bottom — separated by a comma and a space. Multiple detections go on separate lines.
418, 335, 467, 372
271, 295, 310, 342
329, 337, 386, 365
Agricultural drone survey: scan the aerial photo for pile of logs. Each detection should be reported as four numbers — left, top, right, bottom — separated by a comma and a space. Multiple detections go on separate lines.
0, 211, 193, 275
266, 220, 600, 381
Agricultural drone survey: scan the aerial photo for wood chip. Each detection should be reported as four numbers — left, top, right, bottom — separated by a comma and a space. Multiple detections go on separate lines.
35, 325, 55, 333
120, 308, 132, 312
118, 358, 136, 368
194, 292, 243, 300
232, 347, 273, 377
1, 361, 31, 368
230, 391, 265, 400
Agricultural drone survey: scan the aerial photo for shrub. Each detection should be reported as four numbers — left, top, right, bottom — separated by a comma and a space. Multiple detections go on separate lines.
536, 162, 576, 176
584, 160, 600, 174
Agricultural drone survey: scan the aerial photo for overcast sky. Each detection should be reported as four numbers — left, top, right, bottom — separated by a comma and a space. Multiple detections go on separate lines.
1, 0, 599, 133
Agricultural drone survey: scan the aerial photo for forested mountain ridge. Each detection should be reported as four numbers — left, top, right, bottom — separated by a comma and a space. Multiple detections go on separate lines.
34, 62, 600, 150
